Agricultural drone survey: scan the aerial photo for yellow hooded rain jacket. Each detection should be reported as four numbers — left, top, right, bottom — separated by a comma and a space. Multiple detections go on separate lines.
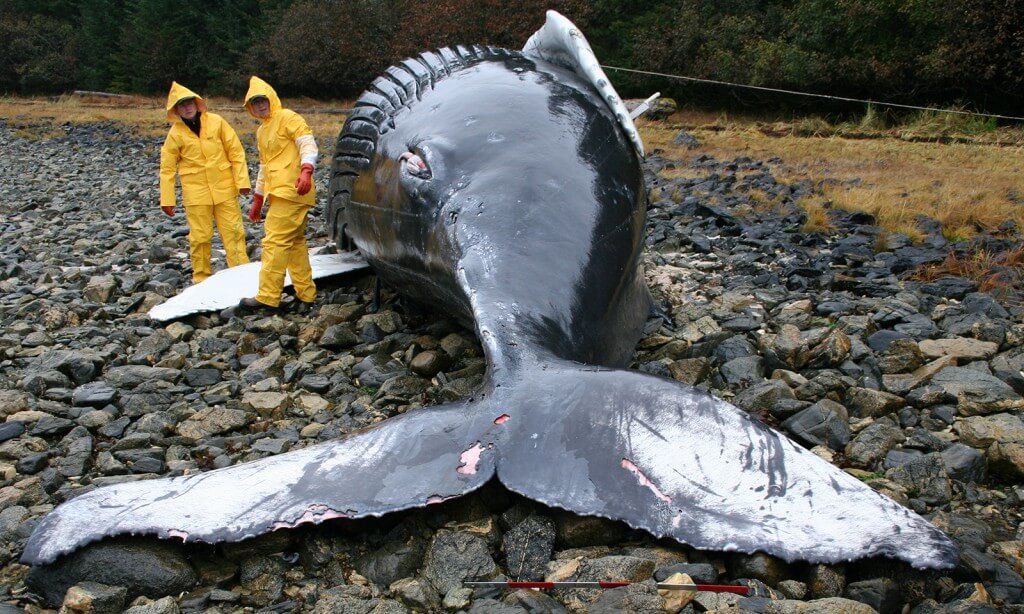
244, 76, 317, 207
159, 82, 251, 208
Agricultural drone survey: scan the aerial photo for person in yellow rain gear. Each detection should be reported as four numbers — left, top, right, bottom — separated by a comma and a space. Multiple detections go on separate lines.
159, 81, 251, 284
239, 76, 317, 313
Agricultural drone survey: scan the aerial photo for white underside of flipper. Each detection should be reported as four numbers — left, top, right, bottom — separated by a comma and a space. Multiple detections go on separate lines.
148, 251, 369, 322
522, 10, 645, 158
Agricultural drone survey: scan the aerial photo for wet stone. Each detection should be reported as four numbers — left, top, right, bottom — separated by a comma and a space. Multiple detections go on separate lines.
423, 529, 499, 595
503, 514, 556, 581
71, 381, 116, 407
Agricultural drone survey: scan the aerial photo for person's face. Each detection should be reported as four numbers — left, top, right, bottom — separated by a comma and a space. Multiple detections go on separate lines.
176, 99, 198, 120
251, 98, 270, 118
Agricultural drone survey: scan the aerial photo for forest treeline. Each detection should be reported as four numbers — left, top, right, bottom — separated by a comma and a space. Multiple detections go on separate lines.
1, 0, 1021, 116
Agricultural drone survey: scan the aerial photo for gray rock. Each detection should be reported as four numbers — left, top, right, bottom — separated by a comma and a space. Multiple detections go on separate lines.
0, 421, 26, 443
806, 563, 845, 598
71, 381, 117, 407
727, 552, 791, 587
503, 514, 556, 581
588, 582, 662, 614
845, 577, 902, 613
103, 365, 180, 389
940, 443, 987, 483
238, 555, 285, 606
122, 596, 181, 614
845, 418, 904, 468
654, 562, 717, 584
931, 366, 1022, 416
390, 577, 441, 612
734, 379, 796, 415
183, 367, 221, 388
719, 356, 765, 389
319, 324, 360, 350
886, 453, 952, 506
423, 529, 498, 595
782, 399, 851, 451
61, 581, 127, 614
176, 406, 249, 440
844, 387, 904, 418
356, 540, 426, 588
26, 537, 197, 606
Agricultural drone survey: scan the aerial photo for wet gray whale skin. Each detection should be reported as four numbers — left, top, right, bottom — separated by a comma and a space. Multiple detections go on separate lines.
21, 45, 957, 571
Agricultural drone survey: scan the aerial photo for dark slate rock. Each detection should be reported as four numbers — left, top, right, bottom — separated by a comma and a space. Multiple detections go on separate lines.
958, 548, 1024, 603
920, 277, 979, 300
0, 421, 26, 443
26, 538, 197, 606
183, 368, 221, 388
940, 444, 987, 484
467, 599, 528, 614
71, 381, 117, 408
883, 449, 924, 470
719, 356, 765, 389
28, 415, 74, 438
867, 330, 911, 353
845, 577, 903, 613
887, 454, 952, 506
846, 418, 904, 468
672, 129, 700, 149
962, 292, 1010, 319
16, 452, 50, 475
423, 529, 498, 595
319, 324, 360, 350
781, 399, 850, 451
502, 514, 556, 582
355, 540, 427, 589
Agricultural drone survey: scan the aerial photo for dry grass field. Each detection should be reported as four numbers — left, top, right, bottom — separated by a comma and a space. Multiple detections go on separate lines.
640, 110, 1024, 243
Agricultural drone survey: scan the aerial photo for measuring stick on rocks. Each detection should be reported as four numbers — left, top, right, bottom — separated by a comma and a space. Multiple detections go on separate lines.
464, 580, 750, 594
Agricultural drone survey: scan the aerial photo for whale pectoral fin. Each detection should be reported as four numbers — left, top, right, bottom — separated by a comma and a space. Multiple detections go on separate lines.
496, 366, 957, 569
23, 401, 497, 565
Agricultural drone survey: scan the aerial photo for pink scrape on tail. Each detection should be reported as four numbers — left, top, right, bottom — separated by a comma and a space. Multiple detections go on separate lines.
621, 458, 672, 504
427, 494, 458, 505
457, 442, 484, 475
167, 529, 189, 541
494, 414, 510, 425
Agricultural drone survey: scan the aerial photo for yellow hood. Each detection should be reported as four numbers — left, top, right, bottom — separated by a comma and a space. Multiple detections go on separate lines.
244, 75, 282, 121
165, 81, 207, 122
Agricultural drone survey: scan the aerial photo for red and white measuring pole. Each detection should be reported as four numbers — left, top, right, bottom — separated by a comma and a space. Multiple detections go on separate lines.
464, 581, 749, 594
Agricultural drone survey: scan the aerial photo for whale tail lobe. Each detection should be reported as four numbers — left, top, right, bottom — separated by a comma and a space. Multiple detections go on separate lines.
492, 360, 958, 570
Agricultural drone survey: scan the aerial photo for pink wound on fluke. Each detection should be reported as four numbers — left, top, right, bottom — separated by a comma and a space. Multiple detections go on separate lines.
621, 458, 672, 504
458, 442, 484, 475
494, 414, 510, 425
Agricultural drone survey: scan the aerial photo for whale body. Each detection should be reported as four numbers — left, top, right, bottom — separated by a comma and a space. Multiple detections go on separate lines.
22, 12, 956, 572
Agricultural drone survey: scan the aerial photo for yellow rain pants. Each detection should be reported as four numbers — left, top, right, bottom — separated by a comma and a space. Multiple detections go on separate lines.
254, 196, 315, 306
184, 199, 250, 283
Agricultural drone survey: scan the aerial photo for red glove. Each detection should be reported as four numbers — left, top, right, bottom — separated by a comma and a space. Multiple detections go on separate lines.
161, 206, 174, 217
239, 187, 251, 196
248, 193, 265, 223
295, 164, 314, 195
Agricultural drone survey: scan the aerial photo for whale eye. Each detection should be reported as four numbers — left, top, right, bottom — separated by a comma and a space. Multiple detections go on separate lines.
400, 151, 431, 179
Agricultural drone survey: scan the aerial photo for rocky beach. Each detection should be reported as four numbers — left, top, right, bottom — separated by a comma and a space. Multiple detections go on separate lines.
1, 119, 1023, 613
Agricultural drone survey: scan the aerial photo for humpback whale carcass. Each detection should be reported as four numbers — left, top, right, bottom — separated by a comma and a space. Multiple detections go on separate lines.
21, 11, 956, 574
